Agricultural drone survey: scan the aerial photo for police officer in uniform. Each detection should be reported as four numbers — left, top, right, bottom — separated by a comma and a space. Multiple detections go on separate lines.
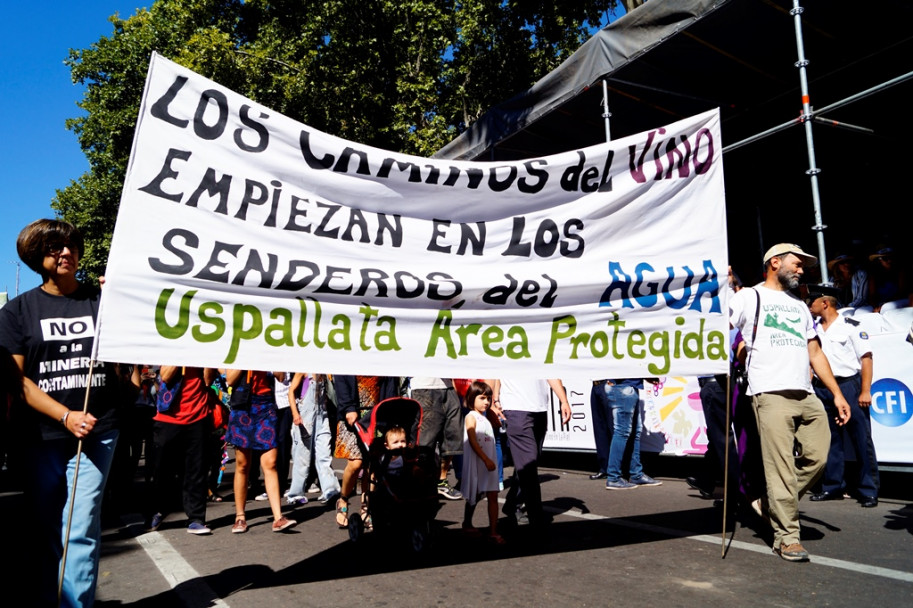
806, 286, 878, 507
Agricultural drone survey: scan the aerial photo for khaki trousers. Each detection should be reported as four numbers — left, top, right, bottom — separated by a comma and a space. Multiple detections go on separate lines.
752, 390, 830, 547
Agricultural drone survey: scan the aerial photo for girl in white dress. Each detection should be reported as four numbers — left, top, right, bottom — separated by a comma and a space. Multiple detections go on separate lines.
461, 381, 505, 544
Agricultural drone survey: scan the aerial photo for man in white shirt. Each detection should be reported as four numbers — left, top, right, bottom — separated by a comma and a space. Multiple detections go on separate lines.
489, 379, 571, 528
806, 288, 878, 507
729, 243, 850, 562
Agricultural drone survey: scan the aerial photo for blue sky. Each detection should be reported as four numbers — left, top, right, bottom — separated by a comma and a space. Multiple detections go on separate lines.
0, 2, 148, 298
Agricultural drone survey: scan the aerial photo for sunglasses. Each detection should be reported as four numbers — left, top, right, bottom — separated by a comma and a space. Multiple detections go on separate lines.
46, 241, 75, 256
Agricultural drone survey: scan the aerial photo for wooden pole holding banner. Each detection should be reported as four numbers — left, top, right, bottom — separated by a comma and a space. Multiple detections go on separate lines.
57, 359, 97, 606
57, 273, 113, 606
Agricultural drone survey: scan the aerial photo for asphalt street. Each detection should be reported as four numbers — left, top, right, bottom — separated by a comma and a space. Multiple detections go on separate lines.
2, 453, 911, 607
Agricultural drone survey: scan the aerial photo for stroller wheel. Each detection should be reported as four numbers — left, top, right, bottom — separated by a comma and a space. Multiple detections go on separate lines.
347, 512, 364, 543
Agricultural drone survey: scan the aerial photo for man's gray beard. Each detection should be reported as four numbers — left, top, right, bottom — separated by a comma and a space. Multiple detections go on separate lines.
778, 269, 799, 290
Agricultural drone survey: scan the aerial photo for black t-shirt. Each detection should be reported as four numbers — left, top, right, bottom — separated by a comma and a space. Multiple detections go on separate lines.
0, 284, 120, 441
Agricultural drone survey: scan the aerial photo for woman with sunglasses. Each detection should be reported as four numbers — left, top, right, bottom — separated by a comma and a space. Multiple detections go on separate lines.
0, 219, 130, 607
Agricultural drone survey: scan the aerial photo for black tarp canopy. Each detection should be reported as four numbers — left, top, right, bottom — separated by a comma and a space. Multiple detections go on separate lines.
435, 0, 913, 283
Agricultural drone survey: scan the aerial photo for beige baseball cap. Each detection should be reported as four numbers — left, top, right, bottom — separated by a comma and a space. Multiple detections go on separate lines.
762, 243, 818, 267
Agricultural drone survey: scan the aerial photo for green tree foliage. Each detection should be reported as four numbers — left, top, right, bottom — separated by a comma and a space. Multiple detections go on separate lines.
54, 0, 618, 279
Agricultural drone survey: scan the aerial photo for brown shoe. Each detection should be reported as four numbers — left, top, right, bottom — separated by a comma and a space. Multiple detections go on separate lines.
231, 517, 248, 534
774, 542, 809, 562
272, 516, 297, 532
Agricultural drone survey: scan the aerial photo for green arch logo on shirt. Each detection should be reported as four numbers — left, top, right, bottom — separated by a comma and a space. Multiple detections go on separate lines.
763, 312, 804, 340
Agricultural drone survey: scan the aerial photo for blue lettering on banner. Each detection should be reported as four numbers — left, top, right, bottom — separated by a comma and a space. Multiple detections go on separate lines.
870, 378, 913, 427
597, 259, 721, 313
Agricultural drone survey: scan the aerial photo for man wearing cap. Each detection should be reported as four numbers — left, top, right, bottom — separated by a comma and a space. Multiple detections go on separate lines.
729, 243, 851, 562
828, 254, 868, 309
867, 247, 911, 311
806, 287, 878, 507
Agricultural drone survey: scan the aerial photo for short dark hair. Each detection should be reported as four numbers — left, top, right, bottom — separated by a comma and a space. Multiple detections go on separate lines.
820, 295, 839, 308
16, 219, 84, 276
464, 380, 493, 408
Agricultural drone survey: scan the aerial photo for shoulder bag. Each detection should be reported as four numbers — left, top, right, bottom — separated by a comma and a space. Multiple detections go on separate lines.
229, 370, 254, 411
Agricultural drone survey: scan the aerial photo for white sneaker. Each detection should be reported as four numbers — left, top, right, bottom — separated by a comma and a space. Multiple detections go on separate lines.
254, 492, 269, 501
287, 495, 308, 505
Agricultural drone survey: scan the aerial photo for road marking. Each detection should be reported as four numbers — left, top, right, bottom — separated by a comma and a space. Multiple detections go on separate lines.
547, 503, 913, 583
132, 492, 911, 605
137, 532, 231, 607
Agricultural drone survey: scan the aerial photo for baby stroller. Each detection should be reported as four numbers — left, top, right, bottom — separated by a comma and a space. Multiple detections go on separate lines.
352, 396, 440, 552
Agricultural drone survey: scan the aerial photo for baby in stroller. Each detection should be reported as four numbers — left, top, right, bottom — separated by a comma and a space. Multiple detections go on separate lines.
383, 426, 408, 474
353, 397, 440, 551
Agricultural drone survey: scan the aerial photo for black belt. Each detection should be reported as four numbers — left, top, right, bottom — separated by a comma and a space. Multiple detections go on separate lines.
698, 374, 728, 388
813, 373, 858, 388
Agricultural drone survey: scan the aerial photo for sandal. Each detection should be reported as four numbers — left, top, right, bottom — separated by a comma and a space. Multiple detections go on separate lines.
231, 517, 248, 534
489, 533, 507, 545
336, 497, 349, 528
360, 503, 373, 531
207, 490, 224, 503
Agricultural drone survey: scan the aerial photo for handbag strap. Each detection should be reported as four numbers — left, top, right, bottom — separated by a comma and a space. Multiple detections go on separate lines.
234, 370, 252, 390
744, 287, 761, 378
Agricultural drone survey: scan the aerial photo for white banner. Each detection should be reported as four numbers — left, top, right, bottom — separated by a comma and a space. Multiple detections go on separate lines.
544, 377, 709, 456
545, 315, 913, 465
868, 330, 913, 462
96, 53, 730, 378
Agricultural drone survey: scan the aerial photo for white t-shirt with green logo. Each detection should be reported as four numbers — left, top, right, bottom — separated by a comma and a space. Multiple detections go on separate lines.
730, 285, 816, 396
